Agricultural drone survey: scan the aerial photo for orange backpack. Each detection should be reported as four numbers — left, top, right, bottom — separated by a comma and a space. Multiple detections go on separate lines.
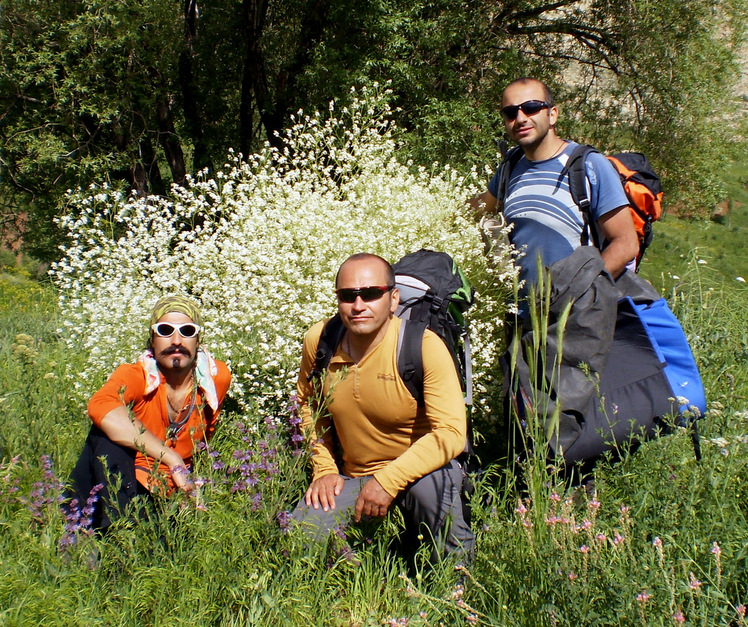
607, 153, 663, 264
564, 148, 664, 270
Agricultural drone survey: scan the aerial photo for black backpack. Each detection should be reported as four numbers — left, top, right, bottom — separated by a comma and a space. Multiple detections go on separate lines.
310, 250, 475, 408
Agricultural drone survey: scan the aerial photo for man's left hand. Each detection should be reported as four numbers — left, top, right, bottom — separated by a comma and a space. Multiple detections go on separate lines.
353, 476, 394, 522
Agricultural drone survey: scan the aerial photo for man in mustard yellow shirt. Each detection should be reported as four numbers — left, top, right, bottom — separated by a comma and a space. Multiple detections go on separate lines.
292, 253, 474, 562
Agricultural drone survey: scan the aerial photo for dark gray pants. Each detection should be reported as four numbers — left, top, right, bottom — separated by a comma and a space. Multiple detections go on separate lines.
291, 459, 474, 563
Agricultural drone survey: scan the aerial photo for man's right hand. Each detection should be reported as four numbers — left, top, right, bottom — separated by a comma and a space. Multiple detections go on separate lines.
169, 460, 194, 494
304, 474, 345, 512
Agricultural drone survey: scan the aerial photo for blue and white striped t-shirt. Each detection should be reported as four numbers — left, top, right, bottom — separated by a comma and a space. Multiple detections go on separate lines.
488, 141, 628, 291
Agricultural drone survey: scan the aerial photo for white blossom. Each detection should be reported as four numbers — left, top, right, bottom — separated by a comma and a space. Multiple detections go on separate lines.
50, 86, 517, 415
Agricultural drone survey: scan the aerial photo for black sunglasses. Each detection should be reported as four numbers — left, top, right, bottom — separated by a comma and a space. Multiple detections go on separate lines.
336, 285, 394, 304
151, 322, 202, 338
500, 100, 550, 121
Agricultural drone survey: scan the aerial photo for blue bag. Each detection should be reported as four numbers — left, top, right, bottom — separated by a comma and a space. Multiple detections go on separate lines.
631, 297, 707, 417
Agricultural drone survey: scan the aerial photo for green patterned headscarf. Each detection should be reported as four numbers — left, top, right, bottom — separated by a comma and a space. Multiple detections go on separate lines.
149, 295, 203, 328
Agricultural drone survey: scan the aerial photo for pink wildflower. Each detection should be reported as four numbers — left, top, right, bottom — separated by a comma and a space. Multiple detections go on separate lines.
588, 498, 601, 510
579, 545, 590, 554
652, 536, 663, 548
672, 610, 685, 623
596, 533, 607, 543
636, 591, 651, 604
688, 572, 702, 590
736, 604, 746, 618
568, 571, 578, 581
550, 492, 561, 502
581, 519, 593, 530
613, 532, 625, 545
711, 542, 722, 557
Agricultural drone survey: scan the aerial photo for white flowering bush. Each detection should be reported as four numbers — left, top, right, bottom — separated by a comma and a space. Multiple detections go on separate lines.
50, 85, 516, 415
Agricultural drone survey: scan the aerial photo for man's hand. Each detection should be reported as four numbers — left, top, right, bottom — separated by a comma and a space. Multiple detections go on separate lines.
305, 474, 345, 512
467, 190, 498, 220
168, 459, 194, 495
353, 476, 394, 522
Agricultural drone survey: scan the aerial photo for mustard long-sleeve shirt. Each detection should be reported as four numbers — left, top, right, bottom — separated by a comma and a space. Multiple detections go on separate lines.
297, 316, 467, 497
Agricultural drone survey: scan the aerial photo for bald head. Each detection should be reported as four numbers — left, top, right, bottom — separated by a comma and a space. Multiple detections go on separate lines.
503, 77, 555, 108
335, 253, 395, 288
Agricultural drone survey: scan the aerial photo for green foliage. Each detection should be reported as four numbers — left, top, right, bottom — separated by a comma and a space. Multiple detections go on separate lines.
561, 0, 748, 215
3, 0, 747, 260
0, 0, 185, 258
639, 162, 748, 290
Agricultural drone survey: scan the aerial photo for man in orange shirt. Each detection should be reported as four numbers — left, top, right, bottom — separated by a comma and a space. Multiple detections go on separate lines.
67, 295, 231, 530
293, 254, 474, 563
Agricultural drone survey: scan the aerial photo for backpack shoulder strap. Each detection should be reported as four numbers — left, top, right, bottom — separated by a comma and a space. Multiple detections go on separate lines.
497, 145, 525, 209
397, 319, 427, 407
307, 313, 346, 381
561, 144, 601, 249
398, 319, 478, 460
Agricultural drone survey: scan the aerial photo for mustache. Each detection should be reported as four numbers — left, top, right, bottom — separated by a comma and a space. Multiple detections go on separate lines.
160, 345, 193, 358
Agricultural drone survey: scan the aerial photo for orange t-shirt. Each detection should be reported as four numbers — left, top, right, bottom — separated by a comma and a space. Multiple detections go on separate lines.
87, 360, 231, 491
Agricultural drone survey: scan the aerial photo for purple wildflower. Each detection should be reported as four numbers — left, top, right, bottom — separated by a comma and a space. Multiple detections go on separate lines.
276, 510, 291, 532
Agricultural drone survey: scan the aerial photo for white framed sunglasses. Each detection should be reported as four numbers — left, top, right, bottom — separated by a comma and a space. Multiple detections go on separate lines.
151, 322, 202, 338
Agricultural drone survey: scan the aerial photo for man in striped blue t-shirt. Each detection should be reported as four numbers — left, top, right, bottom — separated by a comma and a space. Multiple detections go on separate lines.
471, 77, 638, 309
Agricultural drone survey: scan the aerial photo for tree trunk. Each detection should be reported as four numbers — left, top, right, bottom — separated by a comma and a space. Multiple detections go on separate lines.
240, 0, 276, 156
179, 0, 211, 171
157, 97, 187, 186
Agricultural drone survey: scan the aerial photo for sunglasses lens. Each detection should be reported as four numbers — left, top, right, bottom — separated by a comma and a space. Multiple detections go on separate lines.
522, 101, 545, 115
501, 100, 547, 121
501, 105, 520, 121
179, 324, 199, 338
359, 287, 386, 301
155, 323, 175, 337
336, 286, 392, 303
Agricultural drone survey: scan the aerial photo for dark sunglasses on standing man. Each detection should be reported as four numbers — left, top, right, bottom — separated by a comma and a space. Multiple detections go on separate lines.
336, 285, 394, 304
500, 99, 550, 121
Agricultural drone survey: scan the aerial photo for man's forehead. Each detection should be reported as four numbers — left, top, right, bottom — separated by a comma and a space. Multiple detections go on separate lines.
503, 80, 544, 104
337, 258, 390, 285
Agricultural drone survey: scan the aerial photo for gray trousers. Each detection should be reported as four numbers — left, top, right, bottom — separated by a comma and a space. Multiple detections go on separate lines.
291, 459, 474, 563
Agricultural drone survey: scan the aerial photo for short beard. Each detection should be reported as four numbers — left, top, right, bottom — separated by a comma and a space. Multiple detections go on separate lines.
160, 346, 194, 370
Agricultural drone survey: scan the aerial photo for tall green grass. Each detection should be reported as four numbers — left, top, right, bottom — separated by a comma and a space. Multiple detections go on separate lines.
1, 224, 747, 625
640, 162, 748, 291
